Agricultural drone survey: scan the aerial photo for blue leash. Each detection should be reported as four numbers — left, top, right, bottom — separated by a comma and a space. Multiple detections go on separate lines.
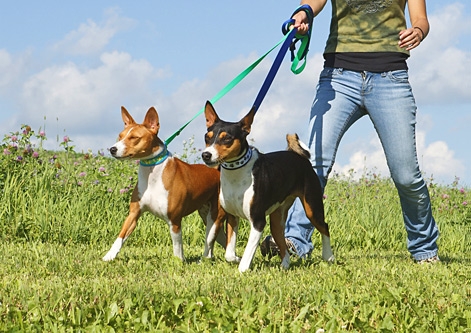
252, 4, 314, 114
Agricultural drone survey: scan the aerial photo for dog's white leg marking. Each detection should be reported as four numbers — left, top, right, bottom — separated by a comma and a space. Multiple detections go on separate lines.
203, 215, 218, 259
169, 227, 185, 261
280, 252, 291, 270
321, 234, 335, 262
103, 237, 125, 261
238, 227, 263, 273
225, 218, 240, 263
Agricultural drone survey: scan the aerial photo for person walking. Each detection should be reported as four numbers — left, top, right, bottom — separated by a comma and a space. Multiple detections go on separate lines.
261, 0, 440, 263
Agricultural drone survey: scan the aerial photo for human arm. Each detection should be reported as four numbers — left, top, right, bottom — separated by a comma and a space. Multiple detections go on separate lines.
399, 0, 430, 51
292, 0, 328, 35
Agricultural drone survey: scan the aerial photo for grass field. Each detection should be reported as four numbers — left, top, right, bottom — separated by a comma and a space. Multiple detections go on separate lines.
1, 126, 470, 332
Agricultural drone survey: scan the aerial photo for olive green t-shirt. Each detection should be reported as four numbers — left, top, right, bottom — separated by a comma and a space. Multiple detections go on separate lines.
324, 0, 409, 55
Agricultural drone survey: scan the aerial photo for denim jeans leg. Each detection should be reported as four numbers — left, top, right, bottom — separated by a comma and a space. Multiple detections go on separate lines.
285, 68, 366, 257
364, 71, 439, 260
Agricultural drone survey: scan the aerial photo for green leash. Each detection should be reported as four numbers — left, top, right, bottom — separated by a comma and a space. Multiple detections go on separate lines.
164, 33, 291, 146
164, 5, 312, 146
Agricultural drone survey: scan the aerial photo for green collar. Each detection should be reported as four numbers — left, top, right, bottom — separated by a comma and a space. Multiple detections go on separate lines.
139, 145, 170, 167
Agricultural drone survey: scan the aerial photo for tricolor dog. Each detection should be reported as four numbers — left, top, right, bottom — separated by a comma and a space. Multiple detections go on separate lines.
201, 101, 335, 272
103, 106, 238, 263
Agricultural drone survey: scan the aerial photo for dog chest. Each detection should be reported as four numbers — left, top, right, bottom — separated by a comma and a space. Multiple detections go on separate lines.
137, 165, 170, 219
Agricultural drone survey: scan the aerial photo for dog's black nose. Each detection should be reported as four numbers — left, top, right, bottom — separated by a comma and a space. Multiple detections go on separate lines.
109, 146, 117, 156
201, 151, 212, 162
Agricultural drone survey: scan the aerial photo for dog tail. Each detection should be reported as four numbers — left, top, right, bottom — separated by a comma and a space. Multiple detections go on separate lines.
286, 133, 310, 159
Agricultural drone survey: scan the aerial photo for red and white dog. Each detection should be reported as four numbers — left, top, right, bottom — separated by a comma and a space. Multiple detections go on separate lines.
201, 101, 334, 272
103, 106, 239, 263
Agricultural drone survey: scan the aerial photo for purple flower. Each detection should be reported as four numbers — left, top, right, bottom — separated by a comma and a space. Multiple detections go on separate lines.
99, 166, 106, 173
63, 136, 69, 143
32, 151, 39, 158
78, 172, 87, 177
93, 180, 100, 185
11, 135, 18, 142
77, 181, 83, 186
460, 188, 466, 194
16, 156, 23, 162
39, 131, 46, 137
119, 189, 127, 194
463, 201, 468, 206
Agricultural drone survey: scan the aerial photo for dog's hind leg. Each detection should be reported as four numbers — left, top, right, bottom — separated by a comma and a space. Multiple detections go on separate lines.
103, 199, 141, 261
301, 195, 335, 262
199, 202, 225, 259
269, 204, 292, 269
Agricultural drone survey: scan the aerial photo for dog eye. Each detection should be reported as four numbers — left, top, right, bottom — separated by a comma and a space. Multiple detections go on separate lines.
221, 134, 233, 144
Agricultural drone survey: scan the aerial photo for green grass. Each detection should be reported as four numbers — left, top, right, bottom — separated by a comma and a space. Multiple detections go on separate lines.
1, 126, 470, 332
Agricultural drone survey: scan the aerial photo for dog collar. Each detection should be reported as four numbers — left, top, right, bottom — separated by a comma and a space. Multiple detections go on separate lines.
221, 147, 253, 170
139, 145, 169, 167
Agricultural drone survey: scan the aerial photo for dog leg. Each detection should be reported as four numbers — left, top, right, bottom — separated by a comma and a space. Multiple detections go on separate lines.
321, 234, 335, 262
168, 220, 185, 261
225, 215, 240, 263
238, 224, 263, 273
269, 207, 290, 270
103, 201, 140, 261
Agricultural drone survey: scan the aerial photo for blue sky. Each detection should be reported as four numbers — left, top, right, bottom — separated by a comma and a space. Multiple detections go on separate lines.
1, 1, 470, 186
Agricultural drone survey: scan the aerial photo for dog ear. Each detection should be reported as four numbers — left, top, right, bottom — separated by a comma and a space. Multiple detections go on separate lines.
204, 101, 219, 128
121, 106, 136, 127
239, 107, 255, 134
144, 107, 160, 134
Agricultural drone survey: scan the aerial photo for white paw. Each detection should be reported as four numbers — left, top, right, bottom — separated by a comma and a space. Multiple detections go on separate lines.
102, 251, 117, 261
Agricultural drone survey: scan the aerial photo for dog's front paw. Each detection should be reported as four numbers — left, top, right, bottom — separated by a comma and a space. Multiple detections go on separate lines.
225, 255, 241, 263
102, 251, 117, 261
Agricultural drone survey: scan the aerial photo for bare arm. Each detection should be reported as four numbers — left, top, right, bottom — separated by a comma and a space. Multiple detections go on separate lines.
292, 0, 328, 34
399, 0, 430, 50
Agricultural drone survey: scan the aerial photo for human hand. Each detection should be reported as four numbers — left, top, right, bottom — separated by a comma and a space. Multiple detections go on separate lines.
292, 11, 310, 35
398, 27, 424, 51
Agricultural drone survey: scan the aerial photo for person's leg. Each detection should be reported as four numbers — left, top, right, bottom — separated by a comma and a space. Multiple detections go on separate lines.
284, 68, 366, 257
364, 70, 439, 261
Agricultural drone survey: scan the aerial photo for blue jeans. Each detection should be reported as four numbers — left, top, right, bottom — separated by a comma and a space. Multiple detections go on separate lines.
286, 68, 439, 261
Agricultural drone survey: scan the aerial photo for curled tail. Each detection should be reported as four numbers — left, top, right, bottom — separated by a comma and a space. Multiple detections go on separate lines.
286, 133, 310, 159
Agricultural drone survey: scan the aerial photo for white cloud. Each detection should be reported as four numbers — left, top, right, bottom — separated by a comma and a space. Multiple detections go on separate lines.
53, 7, 135, 55
409, 3, 471, 104
18, 51, 167, 145
331, 130, 465, 185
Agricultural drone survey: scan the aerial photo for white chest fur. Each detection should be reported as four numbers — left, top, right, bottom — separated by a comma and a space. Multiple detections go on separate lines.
219, 152, 258, 220
137, 160, 169, 220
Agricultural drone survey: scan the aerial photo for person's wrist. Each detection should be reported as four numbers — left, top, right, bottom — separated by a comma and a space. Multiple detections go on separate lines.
413, 26, 425, 41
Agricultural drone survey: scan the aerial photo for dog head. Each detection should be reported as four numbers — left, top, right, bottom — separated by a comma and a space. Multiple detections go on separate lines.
201, 101, 255, 167
109, 106, 165, 160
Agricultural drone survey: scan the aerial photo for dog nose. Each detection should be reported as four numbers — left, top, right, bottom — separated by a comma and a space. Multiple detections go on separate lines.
201, 151, 212, 162
109, 146, 117, 156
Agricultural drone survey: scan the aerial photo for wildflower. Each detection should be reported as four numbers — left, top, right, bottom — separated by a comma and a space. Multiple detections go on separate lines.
119, 189, 128, 194
39, 131, 46, 137
460, 188, 466, 194
23, 125, 31, 134
441, 194, 449, 199
3, 149, 11, 155
463, 201, 468, 206
32, 151, 39, 158
77, 181, 83, 186
16, 156, 23, 162
196, 301, 203, 307
98, 150, 104, 157
99, 166, 106, 173
93, 180, 100, 185
63, 136, 70, 143
11, 135, 18, 142
108, 188, 113, 193
78, 172, 87, 177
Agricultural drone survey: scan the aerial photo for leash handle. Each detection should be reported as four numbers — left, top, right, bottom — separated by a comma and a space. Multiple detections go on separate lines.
283, 4, 314, 74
